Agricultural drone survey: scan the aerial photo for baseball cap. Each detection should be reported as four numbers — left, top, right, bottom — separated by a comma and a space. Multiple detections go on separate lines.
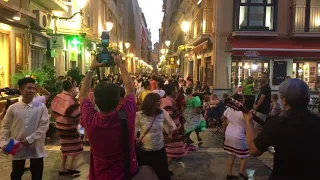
279, 78, 309, 102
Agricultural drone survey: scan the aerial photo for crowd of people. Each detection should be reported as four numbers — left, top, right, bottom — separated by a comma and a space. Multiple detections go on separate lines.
0, 53, 320, 180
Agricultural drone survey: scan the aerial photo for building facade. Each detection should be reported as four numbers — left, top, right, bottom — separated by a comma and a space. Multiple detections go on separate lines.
161, 0, 320, 93
0, 0, 151, 88
0, 0, 37, 88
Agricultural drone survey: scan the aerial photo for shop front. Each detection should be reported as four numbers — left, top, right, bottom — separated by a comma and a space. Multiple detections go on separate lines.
229, 38, 320, 91
190, 40, 213, 85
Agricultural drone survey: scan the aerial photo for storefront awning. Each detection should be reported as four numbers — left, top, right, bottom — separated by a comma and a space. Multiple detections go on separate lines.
192, 40, 208, 54
230, 39, 320, 58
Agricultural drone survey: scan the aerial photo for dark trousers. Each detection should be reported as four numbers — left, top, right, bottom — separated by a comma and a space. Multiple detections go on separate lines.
136, 146, 171, 180
11, 158, 43, 180
244, 95, 255, 110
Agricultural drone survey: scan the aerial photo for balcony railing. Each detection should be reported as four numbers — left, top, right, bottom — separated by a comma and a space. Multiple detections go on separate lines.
291, 5, 320, 33
189, 8, 213, 40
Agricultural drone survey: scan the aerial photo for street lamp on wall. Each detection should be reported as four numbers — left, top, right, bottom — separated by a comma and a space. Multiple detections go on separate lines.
181, 21, 191, 33
165, 40, 171, 47
125, 42, 130, 49
160, 48, 166, 55
106, 21, 114, 32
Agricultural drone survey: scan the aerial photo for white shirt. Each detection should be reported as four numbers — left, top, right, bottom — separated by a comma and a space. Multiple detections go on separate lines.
0, 100, 49, 160
135, 109, 176, 151
18, 95, 46, 104
152, 89, 166, 98
223, 107, 246, 140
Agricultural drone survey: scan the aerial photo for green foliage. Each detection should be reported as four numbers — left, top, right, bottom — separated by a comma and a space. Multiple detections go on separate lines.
67, 68, 82, 85
11, 68, 48, 87
11, 62, 61, 107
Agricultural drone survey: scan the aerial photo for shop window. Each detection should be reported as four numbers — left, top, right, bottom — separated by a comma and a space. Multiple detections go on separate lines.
31, 48, 44, 69
231, 60, 269, 89
234, 0, 277, 31
293, 62, 318, 90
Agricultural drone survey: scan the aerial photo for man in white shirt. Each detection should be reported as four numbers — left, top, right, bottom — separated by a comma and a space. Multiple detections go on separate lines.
18, 84, 50, 104
0, 77, 49, 180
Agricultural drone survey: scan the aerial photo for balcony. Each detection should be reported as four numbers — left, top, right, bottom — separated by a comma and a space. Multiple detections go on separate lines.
188, 8, 212, 46
290, 5, 320, 37
32, 0, 68, 12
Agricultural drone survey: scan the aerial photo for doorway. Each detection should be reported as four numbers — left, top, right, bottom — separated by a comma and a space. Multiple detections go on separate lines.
0, 32, 10, 87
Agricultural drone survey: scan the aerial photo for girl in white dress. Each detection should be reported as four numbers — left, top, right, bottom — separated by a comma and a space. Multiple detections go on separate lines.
221, 93, 248, 180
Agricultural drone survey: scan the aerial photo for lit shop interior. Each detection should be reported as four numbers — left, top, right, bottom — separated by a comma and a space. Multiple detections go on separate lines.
231, 60, 320, 91
231, 60, 269, 89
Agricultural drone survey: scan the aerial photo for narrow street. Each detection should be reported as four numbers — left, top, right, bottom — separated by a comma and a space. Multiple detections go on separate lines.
0, 128, 273, 180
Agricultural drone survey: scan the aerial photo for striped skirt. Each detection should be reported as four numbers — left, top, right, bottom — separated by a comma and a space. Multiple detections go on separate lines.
165, 130, 189, 158
56, 120, 83, 156
223, 135, 249, 158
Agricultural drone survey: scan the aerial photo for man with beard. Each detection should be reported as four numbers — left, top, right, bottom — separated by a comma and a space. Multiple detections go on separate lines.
253, 72, 271, 131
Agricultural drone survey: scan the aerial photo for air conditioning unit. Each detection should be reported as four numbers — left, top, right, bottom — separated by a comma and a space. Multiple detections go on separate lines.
33, 10, 51, 29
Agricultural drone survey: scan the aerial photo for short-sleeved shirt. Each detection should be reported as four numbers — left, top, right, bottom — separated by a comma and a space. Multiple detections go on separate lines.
150, 80, 157, 91
223, 108, 246, 139
255, 84, 271, 114
254, 110, 320, 179
141, 90, 151, 102
80, 95, 137, 180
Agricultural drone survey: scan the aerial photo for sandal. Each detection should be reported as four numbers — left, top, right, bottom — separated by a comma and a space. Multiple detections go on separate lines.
59, 171, 74, 176
67, 169, 80, 174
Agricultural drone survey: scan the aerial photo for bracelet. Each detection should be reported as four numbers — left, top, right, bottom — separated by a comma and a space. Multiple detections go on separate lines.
88, 69, 94, 73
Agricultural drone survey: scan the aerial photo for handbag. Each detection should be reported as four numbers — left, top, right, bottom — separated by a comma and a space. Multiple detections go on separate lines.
135, 114, 157, 148
117, 110, 159, 180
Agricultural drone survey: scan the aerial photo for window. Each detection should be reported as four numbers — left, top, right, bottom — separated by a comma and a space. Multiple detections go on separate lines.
31, 48, 44, 69
231, 60, 269, 89
234, 0, 277, 31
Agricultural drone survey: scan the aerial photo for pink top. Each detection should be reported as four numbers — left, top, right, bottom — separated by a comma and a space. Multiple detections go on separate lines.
81, 95, 137, 180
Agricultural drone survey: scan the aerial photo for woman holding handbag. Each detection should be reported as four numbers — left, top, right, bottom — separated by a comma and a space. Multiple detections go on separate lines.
135, 93, 177, 180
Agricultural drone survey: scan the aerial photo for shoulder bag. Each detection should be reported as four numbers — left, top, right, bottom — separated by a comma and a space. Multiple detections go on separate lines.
117, 110, 159, 180
135, 113, 157, 148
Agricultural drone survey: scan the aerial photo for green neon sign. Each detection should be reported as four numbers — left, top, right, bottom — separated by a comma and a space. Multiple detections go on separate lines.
71, 38, 80, 47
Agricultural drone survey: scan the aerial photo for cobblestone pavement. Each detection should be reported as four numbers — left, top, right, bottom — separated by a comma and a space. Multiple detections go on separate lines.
0, 128, 273, 180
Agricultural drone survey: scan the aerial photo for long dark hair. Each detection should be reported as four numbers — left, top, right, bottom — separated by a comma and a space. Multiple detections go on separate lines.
141, 93, 162, 116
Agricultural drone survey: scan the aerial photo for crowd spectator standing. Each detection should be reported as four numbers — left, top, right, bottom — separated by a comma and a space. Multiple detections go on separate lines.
79, 54, 138, 179
253, 72, 271, 131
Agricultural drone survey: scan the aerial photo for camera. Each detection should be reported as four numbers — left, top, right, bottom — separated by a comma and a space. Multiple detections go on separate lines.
97, 31, 118, 67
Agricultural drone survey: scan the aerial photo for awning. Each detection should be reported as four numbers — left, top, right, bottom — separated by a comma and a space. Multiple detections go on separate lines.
192, 40, 208, 54
229, 38, 320, 58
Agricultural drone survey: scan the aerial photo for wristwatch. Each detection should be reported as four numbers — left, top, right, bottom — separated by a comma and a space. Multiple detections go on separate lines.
88, 69, 94, 73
